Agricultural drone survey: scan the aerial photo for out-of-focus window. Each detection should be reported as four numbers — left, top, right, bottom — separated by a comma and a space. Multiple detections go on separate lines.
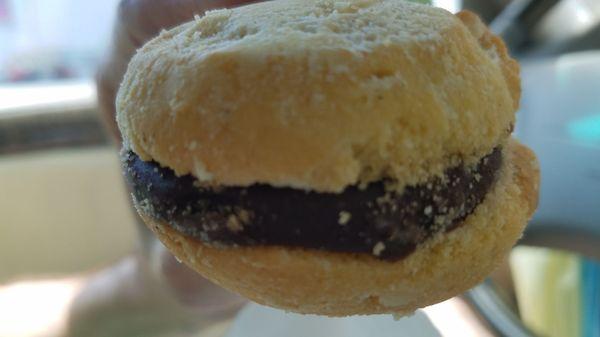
0, 0, 119, 83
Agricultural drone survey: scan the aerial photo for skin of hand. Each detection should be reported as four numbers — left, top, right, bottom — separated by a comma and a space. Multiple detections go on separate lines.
69, 1, 259, 335
98, 0, 258, 140
98, 0, 258, 304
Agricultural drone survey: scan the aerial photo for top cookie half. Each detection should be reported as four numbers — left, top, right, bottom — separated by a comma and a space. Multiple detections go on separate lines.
116, 0, 520, 193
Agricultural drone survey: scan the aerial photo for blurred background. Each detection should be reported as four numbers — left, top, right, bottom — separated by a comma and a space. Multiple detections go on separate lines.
0, 0, 598, 336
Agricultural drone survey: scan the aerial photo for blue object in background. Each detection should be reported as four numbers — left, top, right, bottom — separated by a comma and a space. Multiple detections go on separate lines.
582, 259, 600, 337
568, 114, 600, 146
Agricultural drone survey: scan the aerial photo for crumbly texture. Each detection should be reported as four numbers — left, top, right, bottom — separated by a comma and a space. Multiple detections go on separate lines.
125, 146, 502, 260
117, 0, 519, 192
139, 140, 539, 316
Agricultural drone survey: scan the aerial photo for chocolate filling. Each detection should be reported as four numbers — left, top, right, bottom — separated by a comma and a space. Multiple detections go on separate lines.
124, 148, 502, 261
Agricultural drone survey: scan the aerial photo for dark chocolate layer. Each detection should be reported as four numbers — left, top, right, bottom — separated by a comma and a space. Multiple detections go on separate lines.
124, 148, 501, 260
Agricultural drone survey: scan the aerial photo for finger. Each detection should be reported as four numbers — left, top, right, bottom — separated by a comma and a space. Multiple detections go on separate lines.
96, 10, 139, 141
150, 240, 245, 309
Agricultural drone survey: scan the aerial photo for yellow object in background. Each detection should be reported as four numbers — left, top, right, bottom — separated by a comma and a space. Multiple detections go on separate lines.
510, 246, 582, 337
0, 148, 138, 283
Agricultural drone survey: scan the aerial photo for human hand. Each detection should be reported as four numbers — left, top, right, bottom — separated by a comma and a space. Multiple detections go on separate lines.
91, 0, 259, 326
98, 0, 260, 303
97, 0, 259, 140
70, 2, 261, 336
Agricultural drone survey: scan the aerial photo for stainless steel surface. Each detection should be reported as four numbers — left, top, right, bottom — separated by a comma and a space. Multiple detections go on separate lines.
491, 0, 561, 50
467, 281, 537, 337
516, 52, 600, 261
468, 51, 600, 336
465, 0, 600, 56
529, 0, 600, 55
462, 0, 510, 23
